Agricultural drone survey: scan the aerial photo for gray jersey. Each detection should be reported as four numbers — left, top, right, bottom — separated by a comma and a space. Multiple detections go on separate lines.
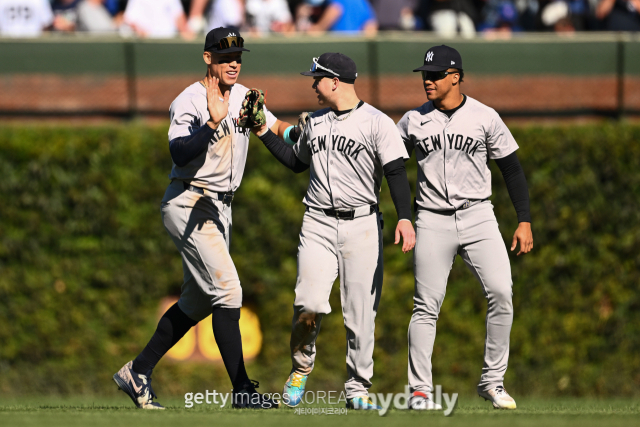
168, 82, 277, 193
397, 96, 518, 211
293, 103, 408, 210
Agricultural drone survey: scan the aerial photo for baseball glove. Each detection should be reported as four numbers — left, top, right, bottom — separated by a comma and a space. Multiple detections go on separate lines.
285, 111, 313, 145
298, 112, 311, 132
237, 88, 266, 128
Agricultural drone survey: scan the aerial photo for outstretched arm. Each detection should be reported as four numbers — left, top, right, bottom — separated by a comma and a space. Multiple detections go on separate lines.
256, 126, 309, 173
269, 119, 293, 139
495, 151, 533, 256
383, 158, 415, 253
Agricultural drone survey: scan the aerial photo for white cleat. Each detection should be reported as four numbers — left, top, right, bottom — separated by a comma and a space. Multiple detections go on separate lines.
478, 385, 517, 409
113, 361, 165, 410
408, 391, 443, 410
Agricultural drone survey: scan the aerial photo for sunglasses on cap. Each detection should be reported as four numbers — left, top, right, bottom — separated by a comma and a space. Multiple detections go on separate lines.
421, 70, 459, 82
311, 57, 340, 77
218, 36, 244, 50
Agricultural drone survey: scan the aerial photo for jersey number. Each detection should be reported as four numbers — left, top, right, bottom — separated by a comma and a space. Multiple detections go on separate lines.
4, 6, 33, 21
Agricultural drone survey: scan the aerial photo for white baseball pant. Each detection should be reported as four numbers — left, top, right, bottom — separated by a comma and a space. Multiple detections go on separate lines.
408, 201, 513, 394
160, 180, 242, 322
290, 207, 383, 398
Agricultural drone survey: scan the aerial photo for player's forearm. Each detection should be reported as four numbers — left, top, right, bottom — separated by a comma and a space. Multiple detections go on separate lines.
494, 152, 531, 223
271, 120, 293, 139
383, 158, 412, 221
169, 125, 216, 167
258, 129, 309, 173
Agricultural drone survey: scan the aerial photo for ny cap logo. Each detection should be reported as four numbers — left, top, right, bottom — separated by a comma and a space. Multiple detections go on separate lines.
426, 51, 434, 62
227, 32, 236, 37
451, 61, 455, 65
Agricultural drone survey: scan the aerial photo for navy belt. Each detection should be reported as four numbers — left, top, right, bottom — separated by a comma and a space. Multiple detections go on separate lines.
183, 182, 234, 205
307, 205, 377, 220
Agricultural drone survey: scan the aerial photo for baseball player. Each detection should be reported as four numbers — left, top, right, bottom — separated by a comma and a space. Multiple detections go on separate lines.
397, 45, 533, 410
113, 27, 292, 410
255, 53, 415, 410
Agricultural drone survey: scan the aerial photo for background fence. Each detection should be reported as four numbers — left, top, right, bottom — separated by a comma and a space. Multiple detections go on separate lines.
1, 32, 640, 120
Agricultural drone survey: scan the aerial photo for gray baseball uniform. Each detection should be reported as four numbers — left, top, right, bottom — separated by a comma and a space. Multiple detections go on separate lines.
162, 81, 276, 321
290, 103, 408, 398
397, 95, 518, 394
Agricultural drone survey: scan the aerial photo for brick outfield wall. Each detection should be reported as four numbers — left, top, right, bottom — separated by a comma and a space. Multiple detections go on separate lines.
1, 74, 639, 115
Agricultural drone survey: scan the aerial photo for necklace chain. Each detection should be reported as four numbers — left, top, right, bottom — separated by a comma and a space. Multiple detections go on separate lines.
333, 102, 359, 121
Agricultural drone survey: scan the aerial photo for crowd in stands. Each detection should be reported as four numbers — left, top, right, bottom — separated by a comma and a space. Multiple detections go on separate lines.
0, 0, 638, 38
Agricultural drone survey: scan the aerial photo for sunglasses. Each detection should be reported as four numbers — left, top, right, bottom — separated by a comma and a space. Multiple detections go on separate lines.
311, 57, 340, 77
218, 36, 244, 50
421, 70, 458, 82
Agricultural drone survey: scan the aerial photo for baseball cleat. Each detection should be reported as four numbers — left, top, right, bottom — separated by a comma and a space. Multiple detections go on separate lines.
282, 371, 308, 407
346, 396, 381, 410
112, 361, 164, 410
232, 379, 279, 409
478, 385, 517, 409
408, 391, 443, 410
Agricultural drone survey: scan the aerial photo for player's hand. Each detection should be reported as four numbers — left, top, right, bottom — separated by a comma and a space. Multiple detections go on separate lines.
511, 222, 533, 256
395, 220, 416, 253
252, 123, 269, 136
203, 76, 229, 128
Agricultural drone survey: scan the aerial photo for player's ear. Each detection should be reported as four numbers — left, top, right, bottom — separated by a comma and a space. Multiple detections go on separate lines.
203, 51, 212, 65
451, 72, 459, 86
332, 77, 339, 91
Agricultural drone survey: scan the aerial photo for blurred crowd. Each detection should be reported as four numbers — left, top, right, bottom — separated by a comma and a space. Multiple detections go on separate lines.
0, 0, 638, 38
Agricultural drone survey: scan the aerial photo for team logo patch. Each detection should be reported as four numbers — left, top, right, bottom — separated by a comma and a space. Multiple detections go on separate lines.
227, 32, 237, 37
426, 51, 434, 62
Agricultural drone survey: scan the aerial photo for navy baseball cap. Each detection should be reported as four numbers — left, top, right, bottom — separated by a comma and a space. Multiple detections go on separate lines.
204, 27, 250, 53
413, 45, 462, 72
301, 53, 358, 82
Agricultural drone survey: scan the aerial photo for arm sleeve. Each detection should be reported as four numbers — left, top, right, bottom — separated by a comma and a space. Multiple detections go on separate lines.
259, 129, 309, 173
383, 157, 412, 221
169, 125, 215, 167
494, 151, 531, 223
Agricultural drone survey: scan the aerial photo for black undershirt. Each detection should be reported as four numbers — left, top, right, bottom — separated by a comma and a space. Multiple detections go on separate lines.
438, 94, 467, 118
169, 124, 216, 167
334, 100, 365, 116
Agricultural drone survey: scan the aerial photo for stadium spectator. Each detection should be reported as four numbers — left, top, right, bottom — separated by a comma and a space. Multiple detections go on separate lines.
295, 0, 328, 31
207, 0, 245, 31
246, 0, 294, 34
77, 0, 117, 33
303, 0, 378, 35
123, 0, 193, 38
538, 0, 590, 31
428, 0, 477, 38
595, 0, 640, 30
370, 0, 418, 30
0, 0, 53, 36
479, 0, 523, 35
186, 0, 208, 34
51, 0, 80, 32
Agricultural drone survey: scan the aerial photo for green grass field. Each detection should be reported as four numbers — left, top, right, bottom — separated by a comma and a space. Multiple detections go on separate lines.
1, 396, 638, 427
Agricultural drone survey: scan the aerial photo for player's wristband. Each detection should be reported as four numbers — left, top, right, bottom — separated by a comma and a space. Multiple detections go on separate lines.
283, 125, 301, 145
283, 126, 296, 145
